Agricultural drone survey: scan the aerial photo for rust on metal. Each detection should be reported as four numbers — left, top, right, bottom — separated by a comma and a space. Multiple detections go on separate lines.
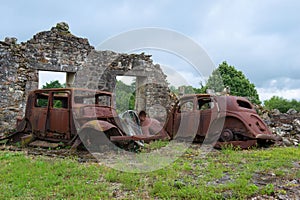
1, 88, 166, 150
0, 88, 279, 151
110, 134, 167, 142
164, 94, 279, 149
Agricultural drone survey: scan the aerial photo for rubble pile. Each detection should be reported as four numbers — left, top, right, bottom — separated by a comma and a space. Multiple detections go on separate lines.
262, 108, 300, 146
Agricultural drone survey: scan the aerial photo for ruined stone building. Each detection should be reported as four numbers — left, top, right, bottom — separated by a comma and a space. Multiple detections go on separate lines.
0, 23, 170, 134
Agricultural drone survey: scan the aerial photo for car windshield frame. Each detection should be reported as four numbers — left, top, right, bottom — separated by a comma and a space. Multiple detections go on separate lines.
73, 92, 112, 107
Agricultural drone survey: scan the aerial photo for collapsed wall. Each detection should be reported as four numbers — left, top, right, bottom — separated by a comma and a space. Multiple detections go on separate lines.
0, 22, 170, 134
0, 38, 37, 133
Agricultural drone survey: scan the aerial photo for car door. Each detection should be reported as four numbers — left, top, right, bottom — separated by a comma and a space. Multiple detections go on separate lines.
47, 91, 71, 140
30, 92, 49, 137
198, 96, 218, 135
173, 97, 200, 139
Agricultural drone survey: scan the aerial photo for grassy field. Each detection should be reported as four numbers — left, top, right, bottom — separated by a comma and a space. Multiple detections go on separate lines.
0, 143, 299, 199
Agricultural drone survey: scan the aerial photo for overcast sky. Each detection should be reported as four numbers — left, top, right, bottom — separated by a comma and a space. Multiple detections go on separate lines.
1, 0, 300, 101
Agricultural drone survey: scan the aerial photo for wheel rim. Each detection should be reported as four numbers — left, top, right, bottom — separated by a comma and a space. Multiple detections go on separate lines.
220, 129, 234, 142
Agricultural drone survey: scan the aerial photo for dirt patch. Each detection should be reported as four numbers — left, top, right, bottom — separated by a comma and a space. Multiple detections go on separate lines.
251, 161, 300, 200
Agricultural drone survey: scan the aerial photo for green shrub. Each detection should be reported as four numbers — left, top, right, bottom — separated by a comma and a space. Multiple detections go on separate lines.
264, 96, 300, 113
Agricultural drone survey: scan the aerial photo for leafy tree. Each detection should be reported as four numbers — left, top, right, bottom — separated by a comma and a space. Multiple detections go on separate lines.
39, 80, 65, 107
115, 80, 136, 113
169, 85, 178, 94
264, 96, 300, 113
180, 85, 195, 94
193, 87, 204, 94
203, 61, 261, 104
42, 80, 65, 89
128, 81, 136, 110
170, 85, 198, 96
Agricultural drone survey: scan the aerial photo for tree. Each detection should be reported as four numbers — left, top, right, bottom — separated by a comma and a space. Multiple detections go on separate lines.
264, 96, 300, 113
39, 80, 65, 107
169, 85, 202, 96
115, 80, 136, 113
42, 80, 65, 89
203, 61, 261, 104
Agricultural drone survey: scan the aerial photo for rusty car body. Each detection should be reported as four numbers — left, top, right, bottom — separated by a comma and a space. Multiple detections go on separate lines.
3, 88, 152, 151
164, 94, 278, 148
2, 88, 278, 151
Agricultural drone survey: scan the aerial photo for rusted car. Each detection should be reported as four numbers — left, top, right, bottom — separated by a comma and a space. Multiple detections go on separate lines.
3, 88, 146, 151
2, 89, 278, 150
164, 94, 279, 148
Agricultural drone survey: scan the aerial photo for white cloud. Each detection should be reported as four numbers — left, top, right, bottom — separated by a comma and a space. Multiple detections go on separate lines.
262, 77, 300, 90
116, 76, 136, 85
38, 71, 66, 88
167, 71, 203, 88
257, 87, 300, 102
1, 0, 300, 99
194, 0, 300, 87
258, 77, 300, 101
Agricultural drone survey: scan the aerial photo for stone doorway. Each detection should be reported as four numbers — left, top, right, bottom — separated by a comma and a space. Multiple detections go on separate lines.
115, 76, 136, 113
114, 75, 147, 114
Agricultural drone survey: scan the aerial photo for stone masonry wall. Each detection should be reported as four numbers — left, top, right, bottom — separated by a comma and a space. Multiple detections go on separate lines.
25, 24, 93, 72
0, 22, 170, 135
75, 50, 170, 120
0, 38, 37, 134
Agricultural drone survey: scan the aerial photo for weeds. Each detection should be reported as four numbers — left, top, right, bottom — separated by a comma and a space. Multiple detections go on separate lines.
1, 146, 300, 199
141, 140, 169, 152
261, 183, 275, 195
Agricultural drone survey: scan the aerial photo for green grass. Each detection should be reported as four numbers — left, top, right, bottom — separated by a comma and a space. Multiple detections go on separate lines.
0, 152, 110, 199
1, 145, 299, 199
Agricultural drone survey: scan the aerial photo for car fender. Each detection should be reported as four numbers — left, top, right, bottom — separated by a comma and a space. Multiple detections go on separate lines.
210, 114, 253, 137
212, 112, 272, 138
80, 120, 118, 133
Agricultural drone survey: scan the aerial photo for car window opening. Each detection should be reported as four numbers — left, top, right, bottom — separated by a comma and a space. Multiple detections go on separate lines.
198, 98, 214, 110
237, 100, 252, 109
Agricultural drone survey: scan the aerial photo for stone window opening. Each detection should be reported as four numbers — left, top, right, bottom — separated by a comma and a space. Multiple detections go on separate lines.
38, 70, 66, 89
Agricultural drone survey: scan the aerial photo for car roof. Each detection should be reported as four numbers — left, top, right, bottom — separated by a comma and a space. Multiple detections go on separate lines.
179, 93, 212, 100
31, 88, 112, 95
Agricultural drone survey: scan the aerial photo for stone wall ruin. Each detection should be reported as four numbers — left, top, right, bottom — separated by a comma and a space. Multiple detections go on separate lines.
0, 22, 170, 134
